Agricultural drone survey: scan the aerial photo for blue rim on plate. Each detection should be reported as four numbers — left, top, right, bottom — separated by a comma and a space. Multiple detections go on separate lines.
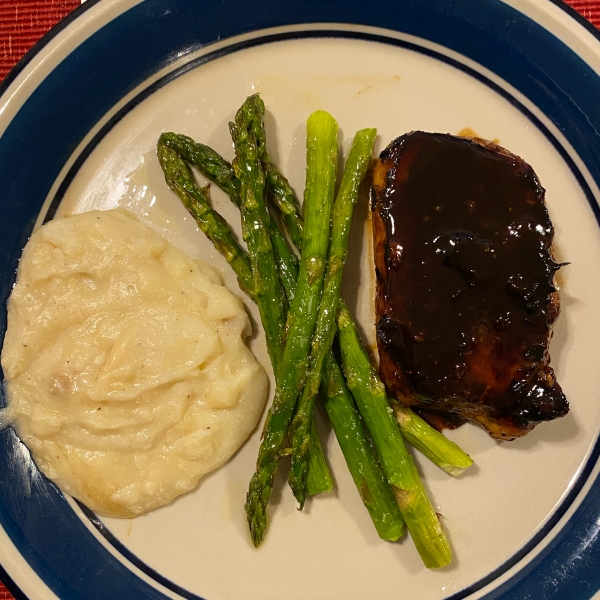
1, 0, 600, 598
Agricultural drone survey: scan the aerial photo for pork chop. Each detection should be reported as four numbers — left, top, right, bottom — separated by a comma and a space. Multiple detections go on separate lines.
372, 131, 568, 440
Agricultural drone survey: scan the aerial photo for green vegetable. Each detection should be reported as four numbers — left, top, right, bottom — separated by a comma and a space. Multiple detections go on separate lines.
159, 118, 332, 500
156, 142, 254, 296
158, 131, 299, 308
159, 133, 404, 542
306, 421, 333, 496
321, 352, 405, 541
234, 114, 402, 533
159, 98, 470, 561
337, 303, 452, 568
394, 406, 473, 476
288, 127, 377, 507
158, 132, 240, 200
245, 110, 338, 547
229, 99, 287, 377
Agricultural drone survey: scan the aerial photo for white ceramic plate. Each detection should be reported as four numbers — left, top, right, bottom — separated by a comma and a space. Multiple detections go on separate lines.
1, 1, 600, 598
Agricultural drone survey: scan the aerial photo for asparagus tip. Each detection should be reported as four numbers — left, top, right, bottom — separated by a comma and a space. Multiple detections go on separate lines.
245, 471, 272, 548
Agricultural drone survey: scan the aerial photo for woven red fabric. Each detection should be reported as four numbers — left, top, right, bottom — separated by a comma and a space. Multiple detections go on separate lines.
0, 0, 598, 81
0, 0, 599, 599
568, 0, 600, 22
0, 0, 80, 80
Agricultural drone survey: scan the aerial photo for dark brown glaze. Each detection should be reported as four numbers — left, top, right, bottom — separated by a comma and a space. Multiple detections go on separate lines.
372, 132, 568, 440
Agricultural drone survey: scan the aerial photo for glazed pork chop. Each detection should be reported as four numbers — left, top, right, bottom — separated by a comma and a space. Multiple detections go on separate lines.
372, 132, 568, 440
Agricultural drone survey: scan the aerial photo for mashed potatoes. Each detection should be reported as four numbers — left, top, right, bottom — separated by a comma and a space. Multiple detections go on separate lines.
0, 208, 267, 518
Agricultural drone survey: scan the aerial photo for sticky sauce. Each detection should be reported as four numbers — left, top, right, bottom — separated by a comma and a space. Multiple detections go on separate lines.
372, 132, 568, 438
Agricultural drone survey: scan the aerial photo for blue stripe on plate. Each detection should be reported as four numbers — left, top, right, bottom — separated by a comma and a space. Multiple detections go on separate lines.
1, 1, 600, 599
75, 502, 206, 600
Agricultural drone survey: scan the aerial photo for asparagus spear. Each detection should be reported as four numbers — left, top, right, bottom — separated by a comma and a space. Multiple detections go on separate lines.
159, 131, 300, 308
159, 132, 240, 200
288, 127, 377, 507
229, 101, 287, 377
159, 128, 331, 496
231, 137, 472, 479
305, 421, 333, 496
394, 406, 473, 476
322, 351, 405, 541
245, 110, 338, 546
337, 302, 451, 568
245, 96, 304, 249
156, 142, 255, 296
160, 116, 305, 250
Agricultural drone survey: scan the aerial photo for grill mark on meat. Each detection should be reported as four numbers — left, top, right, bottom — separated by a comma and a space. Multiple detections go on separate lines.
372, 132, 568, 440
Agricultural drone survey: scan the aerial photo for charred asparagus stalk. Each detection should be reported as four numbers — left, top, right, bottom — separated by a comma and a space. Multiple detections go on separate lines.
245, 109, 338, 546
288, 127, 377, 507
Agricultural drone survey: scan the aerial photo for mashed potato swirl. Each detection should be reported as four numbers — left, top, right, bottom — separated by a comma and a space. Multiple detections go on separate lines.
0, 208, 267, 518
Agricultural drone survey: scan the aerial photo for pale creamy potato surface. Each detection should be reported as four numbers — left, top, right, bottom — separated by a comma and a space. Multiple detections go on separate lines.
0, 208, 267, 517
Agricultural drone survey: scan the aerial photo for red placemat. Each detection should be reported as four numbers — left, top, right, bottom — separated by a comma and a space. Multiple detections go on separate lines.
0, 0, 80, 80
569, 0, 600, 21
0, 0, 598, 599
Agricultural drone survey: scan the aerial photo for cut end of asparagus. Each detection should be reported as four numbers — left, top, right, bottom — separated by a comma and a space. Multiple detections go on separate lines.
394, 406, 473, 476
393, 486, 453, 568
439, 463, 472, 477
380, 520, 405, 542
303, 420, 333, 499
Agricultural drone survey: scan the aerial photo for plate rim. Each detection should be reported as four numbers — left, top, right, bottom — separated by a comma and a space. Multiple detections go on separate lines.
1, 1, 600, 599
